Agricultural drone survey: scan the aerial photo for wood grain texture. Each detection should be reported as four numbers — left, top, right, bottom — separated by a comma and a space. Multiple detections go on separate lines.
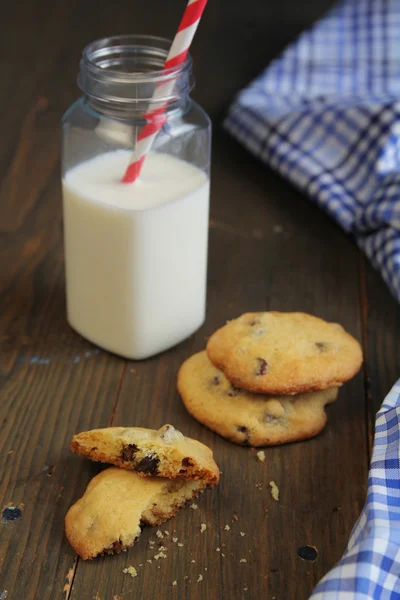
360, 256, 400, 454
0, 0, 386, 598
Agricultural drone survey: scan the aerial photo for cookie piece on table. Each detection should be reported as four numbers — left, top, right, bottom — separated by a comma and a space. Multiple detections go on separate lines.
178, 351, 338, 446
65, 467, 206, 559
70, 425, 219, 484
206, 312, 362, 395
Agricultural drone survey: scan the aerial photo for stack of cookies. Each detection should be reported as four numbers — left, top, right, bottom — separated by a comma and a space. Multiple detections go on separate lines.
65, 424, 219, 559
178, 312, 363, 446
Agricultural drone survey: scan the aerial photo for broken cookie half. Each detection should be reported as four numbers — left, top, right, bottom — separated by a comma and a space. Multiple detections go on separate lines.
70, 424, 219, 484
65, 467, 206, 560
66, 425, 220, 559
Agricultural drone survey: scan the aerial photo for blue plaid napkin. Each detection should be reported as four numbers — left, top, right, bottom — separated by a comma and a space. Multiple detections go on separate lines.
225, 0, 400, 304
311, 380, 400, 599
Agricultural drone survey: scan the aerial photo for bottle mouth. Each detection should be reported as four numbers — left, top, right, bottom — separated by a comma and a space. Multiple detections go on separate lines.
78, 34, 193, 105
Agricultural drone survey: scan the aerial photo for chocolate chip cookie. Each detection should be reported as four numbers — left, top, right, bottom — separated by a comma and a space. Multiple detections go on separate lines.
65, 467, 206, 559
71, 424, 220, 484
178, 351, 338, 446
206, 312, 362, 395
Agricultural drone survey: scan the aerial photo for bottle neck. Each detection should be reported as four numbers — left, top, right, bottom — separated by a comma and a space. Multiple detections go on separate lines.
78, 35, 194, 122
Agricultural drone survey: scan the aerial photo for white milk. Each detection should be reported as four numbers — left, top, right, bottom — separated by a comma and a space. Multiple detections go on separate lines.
62, 150, 209, 359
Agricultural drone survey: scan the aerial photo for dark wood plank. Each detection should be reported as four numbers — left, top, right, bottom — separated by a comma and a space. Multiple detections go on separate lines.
360, 256, 400, 452
0, 120, 127, 598
0, 3, 129, 598
0, 0, 366, 599
69, 135, 368, 600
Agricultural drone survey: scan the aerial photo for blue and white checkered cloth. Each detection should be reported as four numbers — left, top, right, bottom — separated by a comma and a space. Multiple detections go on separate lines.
225, 0, 400, 304
311, 380, 400, 599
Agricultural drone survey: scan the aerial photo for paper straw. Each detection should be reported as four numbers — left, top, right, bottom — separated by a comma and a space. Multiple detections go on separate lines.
122, 0, 208, 183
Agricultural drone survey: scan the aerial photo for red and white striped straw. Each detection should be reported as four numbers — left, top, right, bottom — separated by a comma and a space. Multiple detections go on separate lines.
122, 0, 208, 184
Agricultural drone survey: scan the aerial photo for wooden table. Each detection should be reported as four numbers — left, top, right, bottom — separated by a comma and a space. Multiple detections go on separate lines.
1, 1, 399, 598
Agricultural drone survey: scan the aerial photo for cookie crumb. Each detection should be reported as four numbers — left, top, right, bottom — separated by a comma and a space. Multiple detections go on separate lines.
240, 559, 247, 563
183, 575, 188, 580
197, 575, 203, 583
172, 581, 177, 586
154, 551, 167, 560
156, 530, 164, 539
147, 559, 152, 564
164, 530, 170, 536
221, 553, 225, 557
123, 566, 137, 578
269, 481, 279, 501
177, 543, 184, 547
257, 450, 266, 463
200, 523, 207, 533
149, 540, 155, 546
190, 503, 198, 510
172, 537, 178, 543
191, 559, 196, 564
233, 514, 238, 521
224, 525, 230, 531
216, 547, 221, 552
240, 532, 245, 537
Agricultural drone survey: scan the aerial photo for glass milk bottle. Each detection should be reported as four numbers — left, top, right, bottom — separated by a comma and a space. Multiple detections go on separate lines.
62, 35, 211, 359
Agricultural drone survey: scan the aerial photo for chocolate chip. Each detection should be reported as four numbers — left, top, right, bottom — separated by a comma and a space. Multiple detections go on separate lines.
249, 319, 261, 326
236, 425, 250, 445
2, 506, 22, 521
256, 358, 268, 376
315, 342, 327, 352
136, 455, 160, 475
103, 539, 125, 554
212, 375, 220, 385
226, 385, 241, 397
121, 444, 139, 462
182, 457, 194, 467
297, 545, 318, 562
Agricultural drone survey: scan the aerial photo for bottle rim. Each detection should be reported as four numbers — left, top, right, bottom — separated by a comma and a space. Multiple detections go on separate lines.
78, 34, 193, 102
